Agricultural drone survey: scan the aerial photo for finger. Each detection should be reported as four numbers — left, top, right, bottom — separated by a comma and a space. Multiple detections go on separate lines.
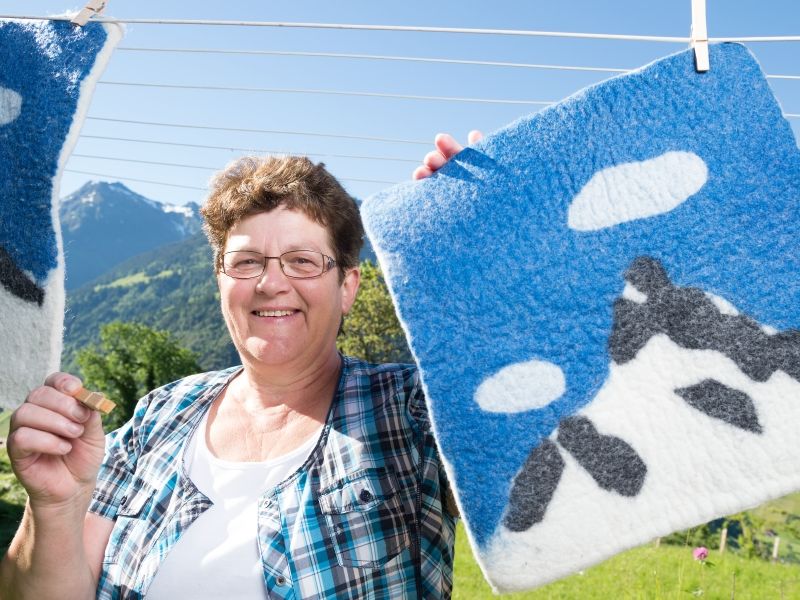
433, 133, 464, 160
412, 165, 434, 180
422, 149, 447, 171
7, 426, 73, 460
26, 385, 92, 424
11, 402, 86, 441
467, 129, 484, 145
43, 372, 83, 396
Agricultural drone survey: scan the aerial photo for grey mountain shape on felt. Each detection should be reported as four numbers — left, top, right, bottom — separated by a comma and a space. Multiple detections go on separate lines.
0, 245, 44, 305
503, 256, 784, 532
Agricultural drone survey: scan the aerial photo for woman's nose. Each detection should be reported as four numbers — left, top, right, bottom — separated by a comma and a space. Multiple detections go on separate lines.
255, 257, 290, 291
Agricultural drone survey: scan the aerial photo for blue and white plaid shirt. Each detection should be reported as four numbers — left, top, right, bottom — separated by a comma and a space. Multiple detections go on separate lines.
89, 356, 456, 599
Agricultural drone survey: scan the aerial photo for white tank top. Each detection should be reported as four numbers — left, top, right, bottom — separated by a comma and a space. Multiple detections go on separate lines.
145, 410, 321, 599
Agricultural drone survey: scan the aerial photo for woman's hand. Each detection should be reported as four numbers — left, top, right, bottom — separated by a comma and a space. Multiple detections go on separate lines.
412, 130, 484, 180
6, 373, 106, 508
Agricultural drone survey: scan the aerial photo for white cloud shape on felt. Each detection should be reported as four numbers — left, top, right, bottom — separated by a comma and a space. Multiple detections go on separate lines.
0, 87, 22, 126
568, 151, 708, 231
476, 359, 566, 413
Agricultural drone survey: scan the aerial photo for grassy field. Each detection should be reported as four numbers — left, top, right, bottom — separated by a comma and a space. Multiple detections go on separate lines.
453, 522, 800, 599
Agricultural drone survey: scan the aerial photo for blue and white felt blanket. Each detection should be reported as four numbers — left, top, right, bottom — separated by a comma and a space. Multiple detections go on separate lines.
0, 18, 121, 409
362, 43, 800, 592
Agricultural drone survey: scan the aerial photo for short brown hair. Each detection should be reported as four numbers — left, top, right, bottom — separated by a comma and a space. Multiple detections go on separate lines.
201, 156, 364, 278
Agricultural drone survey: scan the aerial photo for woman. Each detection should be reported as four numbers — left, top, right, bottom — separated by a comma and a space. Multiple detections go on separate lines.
1, 133, 480, 599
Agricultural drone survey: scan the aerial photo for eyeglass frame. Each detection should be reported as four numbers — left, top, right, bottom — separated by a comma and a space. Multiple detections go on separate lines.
220, 249, 338, 280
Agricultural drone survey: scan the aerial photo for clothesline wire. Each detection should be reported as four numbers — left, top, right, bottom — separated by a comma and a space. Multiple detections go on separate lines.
0, 16, 691, 41
65, 169, 208, 191
118, 46, 627, 74
87, 102, 800, 128
65, 168, 396, 189
115, 46, 800, 80
71, 152, 401, 183
98, 80, 557, 106
3, 14, 800, 43
78, 135, 419, 163
5, 14, 798, 118
85, 117, 432, 145
9, 12, 794, 193
71, 153, 252, 172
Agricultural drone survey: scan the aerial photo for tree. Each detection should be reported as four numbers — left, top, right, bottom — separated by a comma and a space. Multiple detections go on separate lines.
728, 511, 768, 559
662, 519, 724, 550
338, 261, 412, 364
77, 322, 202, 430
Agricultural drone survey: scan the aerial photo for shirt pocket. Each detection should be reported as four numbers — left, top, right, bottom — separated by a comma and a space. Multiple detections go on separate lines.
318, 467, 411, 569
103, 480, 157, 567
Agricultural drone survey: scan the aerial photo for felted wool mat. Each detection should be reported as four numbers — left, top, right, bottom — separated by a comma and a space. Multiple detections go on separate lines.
0, 18, 121, 409
361, 43, 800, 593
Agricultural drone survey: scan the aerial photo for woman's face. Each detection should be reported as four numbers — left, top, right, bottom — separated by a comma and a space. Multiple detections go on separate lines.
217, 207, 360, 373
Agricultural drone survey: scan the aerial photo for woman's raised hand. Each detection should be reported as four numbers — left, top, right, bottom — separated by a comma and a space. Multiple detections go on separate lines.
6, 373, 106, 508
412, 130, 484, 180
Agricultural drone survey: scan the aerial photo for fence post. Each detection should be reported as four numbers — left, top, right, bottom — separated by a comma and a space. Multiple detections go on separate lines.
719, 526, 728, 554
772, 536, 780, 562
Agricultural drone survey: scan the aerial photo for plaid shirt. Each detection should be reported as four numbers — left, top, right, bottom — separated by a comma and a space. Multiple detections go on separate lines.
89, 356, 456, 599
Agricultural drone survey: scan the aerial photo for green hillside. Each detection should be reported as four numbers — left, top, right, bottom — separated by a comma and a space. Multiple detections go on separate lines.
63, 233, 238, 375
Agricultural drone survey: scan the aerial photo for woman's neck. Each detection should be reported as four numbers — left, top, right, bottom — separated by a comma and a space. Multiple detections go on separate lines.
206, 351, 341, 462
233, 349, 342, 413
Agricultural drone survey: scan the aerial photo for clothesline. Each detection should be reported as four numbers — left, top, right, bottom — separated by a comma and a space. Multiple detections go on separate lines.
84, 117, 432, 145
98, 80, 558, 106
3, 14, 800, 43
6, 11, 792, 197
65, 168, 395, 189
114, 46, 800, 80
70, 152, 405, 177
78, 135, 419, 163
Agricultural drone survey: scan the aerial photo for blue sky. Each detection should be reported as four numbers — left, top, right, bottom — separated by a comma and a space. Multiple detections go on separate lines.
3, 1, 798, 206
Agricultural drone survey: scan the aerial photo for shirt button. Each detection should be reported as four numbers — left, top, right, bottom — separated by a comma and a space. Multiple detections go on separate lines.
276, 575, 287, 586
359, 489, 373, 503
120, 495, 128, 506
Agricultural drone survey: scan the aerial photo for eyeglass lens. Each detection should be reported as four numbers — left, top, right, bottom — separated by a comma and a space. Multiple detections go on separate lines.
223, 250, 330, 279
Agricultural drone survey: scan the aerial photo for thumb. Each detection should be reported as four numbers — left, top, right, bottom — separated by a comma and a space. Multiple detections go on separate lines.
83, 409, 107, 439
44, 372, 83, 395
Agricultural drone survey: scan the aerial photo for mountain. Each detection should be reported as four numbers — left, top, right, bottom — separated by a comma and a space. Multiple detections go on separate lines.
62, 232, 237, 373
60, 181, 202, 290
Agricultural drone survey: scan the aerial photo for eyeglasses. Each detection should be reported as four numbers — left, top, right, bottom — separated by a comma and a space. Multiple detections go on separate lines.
221, 250, 337, 280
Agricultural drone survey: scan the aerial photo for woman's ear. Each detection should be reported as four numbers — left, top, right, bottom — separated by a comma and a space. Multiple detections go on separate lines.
340, 267, 361, 315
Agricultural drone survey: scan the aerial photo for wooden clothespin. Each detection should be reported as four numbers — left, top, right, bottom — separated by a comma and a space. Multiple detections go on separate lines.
71, 0, 108, 27
690, 0, 710, 72
72, 386, 116, 415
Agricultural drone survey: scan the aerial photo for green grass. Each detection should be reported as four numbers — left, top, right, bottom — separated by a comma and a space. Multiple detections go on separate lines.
0, 410, 10, 439
453, 521, 800, 599
93, 269, 175, 291
0, 445, 26, 554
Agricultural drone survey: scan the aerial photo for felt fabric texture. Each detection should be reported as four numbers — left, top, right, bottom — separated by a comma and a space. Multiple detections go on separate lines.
361, 43, 800, 592
0, 19, 121, 409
